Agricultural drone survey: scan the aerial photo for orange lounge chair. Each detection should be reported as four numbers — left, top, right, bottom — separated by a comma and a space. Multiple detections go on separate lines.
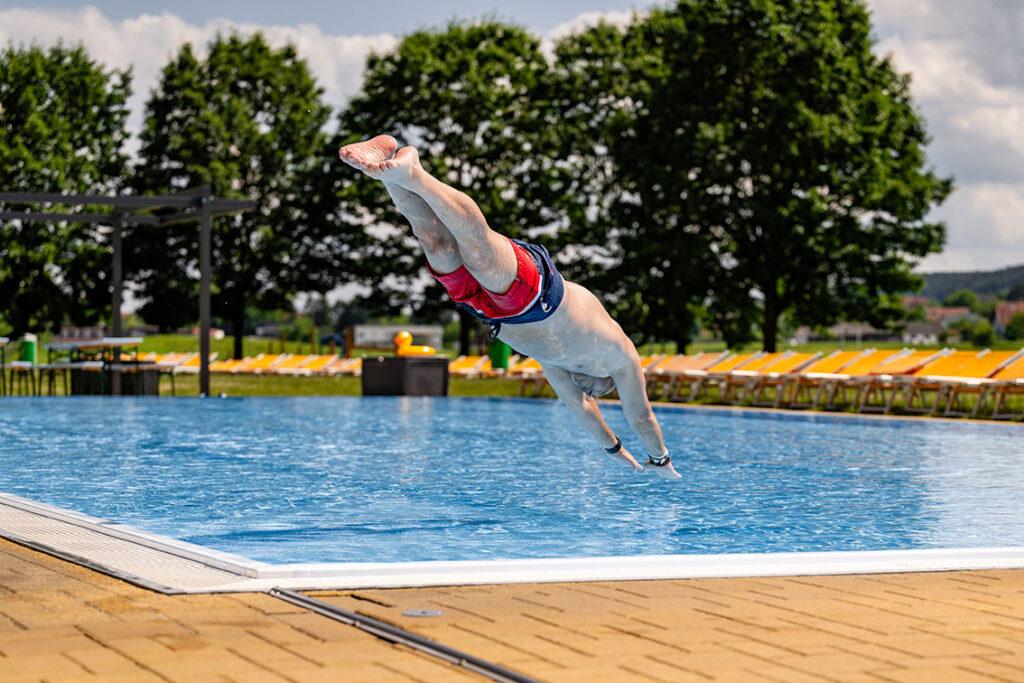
961, 352, 1024, 419
276, 354, 335, 375
851, 349, 950, 413
683, 352, 764, 402
941, 350, 1023, 417
720, 352, 813, 404
448, 355, 488, 377
234, 353, 290, 374
322, 357, 362, 376
742, 352, 821, 406
782, 350, 872, 409
811, 350, 907, 410
171, 352, 219, 375
643, 352, 729, 401
894, 350, 995, 415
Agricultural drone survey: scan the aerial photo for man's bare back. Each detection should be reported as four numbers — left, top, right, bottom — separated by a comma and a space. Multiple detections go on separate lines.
338, 134, 681, 478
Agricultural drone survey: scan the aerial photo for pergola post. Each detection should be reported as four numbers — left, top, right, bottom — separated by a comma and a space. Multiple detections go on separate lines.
111, 211, 124, 396
199, 187, 212, 397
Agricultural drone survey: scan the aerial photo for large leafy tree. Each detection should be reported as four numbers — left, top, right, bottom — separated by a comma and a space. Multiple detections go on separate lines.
131, 33, 341, 356
553, 0, 951, 351
336, 21, 559, 354
0, 44, 131, 335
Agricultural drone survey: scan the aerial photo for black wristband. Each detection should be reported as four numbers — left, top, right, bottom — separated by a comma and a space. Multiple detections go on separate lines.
605, 436, 623, 454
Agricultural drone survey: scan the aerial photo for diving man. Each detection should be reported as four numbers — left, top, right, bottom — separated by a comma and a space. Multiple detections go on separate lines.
339, 135, 681, 479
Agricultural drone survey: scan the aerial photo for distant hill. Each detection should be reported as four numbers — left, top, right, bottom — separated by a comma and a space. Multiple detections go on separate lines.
920, 264, 1024, 301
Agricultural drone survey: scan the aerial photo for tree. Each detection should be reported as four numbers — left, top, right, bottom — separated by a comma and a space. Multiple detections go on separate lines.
552, 1, 951, 351
0, 44, 131, 335
130, 33, 338, 357
944, 288, 981, 311
336, 21, 557, 355
1005, 312, 1024, 341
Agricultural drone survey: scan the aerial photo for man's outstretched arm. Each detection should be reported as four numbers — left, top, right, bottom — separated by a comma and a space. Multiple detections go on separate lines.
544, 366, 644, 471
611, 358, 682, 478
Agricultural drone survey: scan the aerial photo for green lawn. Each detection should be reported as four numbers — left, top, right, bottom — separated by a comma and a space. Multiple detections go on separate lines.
163, 373, 531, 398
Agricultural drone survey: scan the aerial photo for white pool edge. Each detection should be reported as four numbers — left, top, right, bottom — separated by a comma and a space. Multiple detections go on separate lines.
3, 492, 1024, 593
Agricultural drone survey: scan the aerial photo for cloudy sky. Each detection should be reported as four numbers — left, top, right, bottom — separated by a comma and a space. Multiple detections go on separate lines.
1, 0, 1021, 273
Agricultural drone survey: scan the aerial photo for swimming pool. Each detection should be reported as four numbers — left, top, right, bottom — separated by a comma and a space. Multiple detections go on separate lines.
2, 396, 1023, 572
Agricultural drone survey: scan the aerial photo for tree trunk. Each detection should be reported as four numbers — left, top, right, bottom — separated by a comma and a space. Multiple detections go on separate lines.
762, 287, 779, 353
232, 298, 246, 360
458, 309, 472, 356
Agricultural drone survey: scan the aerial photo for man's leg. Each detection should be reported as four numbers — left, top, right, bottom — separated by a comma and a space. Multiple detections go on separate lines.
384, 182, 462, 275
354, 144, 519, 295
339, 135, 462, 274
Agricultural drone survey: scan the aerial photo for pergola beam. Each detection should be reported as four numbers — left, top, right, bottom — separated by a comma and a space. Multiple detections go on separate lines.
0, 192, 196, 210
0, 210, 161, 225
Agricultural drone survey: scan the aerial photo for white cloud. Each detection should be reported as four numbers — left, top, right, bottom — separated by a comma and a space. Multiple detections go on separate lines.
0, 6, 397, 152
867, 0, 1024, 270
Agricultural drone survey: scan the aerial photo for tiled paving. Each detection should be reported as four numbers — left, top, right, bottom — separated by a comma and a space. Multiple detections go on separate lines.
311, 573, 1024, 682
4, 537, 1024, 682
0, 539, 471, 682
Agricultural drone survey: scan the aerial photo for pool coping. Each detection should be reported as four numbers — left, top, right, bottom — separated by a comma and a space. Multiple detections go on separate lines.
3, 491, 1024, 594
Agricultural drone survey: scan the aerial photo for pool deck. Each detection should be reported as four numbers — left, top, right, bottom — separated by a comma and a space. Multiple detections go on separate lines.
4, 539, 1024, 682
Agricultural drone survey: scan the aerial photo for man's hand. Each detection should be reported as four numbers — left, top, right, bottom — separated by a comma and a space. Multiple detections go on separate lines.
612, 444, 645, 472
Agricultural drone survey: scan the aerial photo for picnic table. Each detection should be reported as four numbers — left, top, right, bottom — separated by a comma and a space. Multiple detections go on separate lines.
44, 337, 158, 395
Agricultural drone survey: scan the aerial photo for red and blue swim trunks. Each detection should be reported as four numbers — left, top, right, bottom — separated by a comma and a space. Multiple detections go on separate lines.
428, 238, 565, 325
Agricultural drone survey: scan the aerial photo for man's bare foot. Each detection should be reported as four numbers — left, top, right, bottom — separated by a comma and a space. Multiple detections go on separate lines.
363, 145, 421, 188
338, 135, 398, 171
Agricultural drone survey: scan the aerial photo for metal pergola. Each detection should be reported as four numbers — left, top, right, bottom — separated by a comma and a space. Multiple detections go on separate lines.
0, 187, 256, 396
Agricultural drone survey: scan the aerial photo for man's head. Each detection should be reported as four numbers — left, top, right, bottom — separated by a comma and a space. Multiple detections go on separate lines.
570, 372, 615, 397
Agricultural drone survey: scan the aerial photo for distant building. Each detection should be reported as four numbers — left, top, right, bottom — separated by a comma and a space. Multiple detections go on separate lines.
352, 324, 444, 350
901, 321, 942, 346
901, 294, 931, 308
924, 306, 971, 324
829, 322, 891, 343
995, 301, 1024, 334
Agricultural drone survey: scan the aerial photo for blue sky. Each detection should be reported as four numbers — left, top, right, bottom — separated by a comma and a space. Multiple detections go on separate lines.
1, 1, 1023, 271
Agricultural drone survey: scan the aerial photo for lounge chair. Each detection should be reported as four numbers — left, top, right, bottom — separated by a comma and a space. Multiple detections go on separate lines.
941, 350, 1024, 417
810, 350, 908, 410
851, 349, 950, 413
683, 352, 764, 402
234, 353, 290, 374
275, 354, 331, 375
646, 352, 729, 401
743, 352, 821, 407
958, 352, 1024, 419
209, 355, 260, 374
170, 353, 217, 374
894, 350, 995, 415
782, 350, 873, 409
324, 357, 362, 376
448, 355, 488, 377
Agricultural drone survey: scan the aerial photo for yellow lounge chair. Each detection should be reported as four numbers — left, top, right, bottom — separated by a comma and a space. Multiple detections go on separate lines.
851, 349, 949, 413
964, 351, 1024, 419
324, 357, 363, 376
646, 352, 729, 401
209, 355, 261, 374
782, 350, 872, 409
941, 350, 1024, 417
743, 352, 821, 406
683, 352, 764, 402
171, 352, 218, 375
448, 355, 488, 377
719, 352, 794, 403
234, 353, 290, 374
273, 354, 325, 375
895, 350, 991, 415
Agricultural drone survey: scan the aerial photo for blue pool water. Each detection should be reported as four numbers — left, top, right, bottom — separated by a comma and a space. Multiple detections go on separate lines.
1, 397, 1022, 564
